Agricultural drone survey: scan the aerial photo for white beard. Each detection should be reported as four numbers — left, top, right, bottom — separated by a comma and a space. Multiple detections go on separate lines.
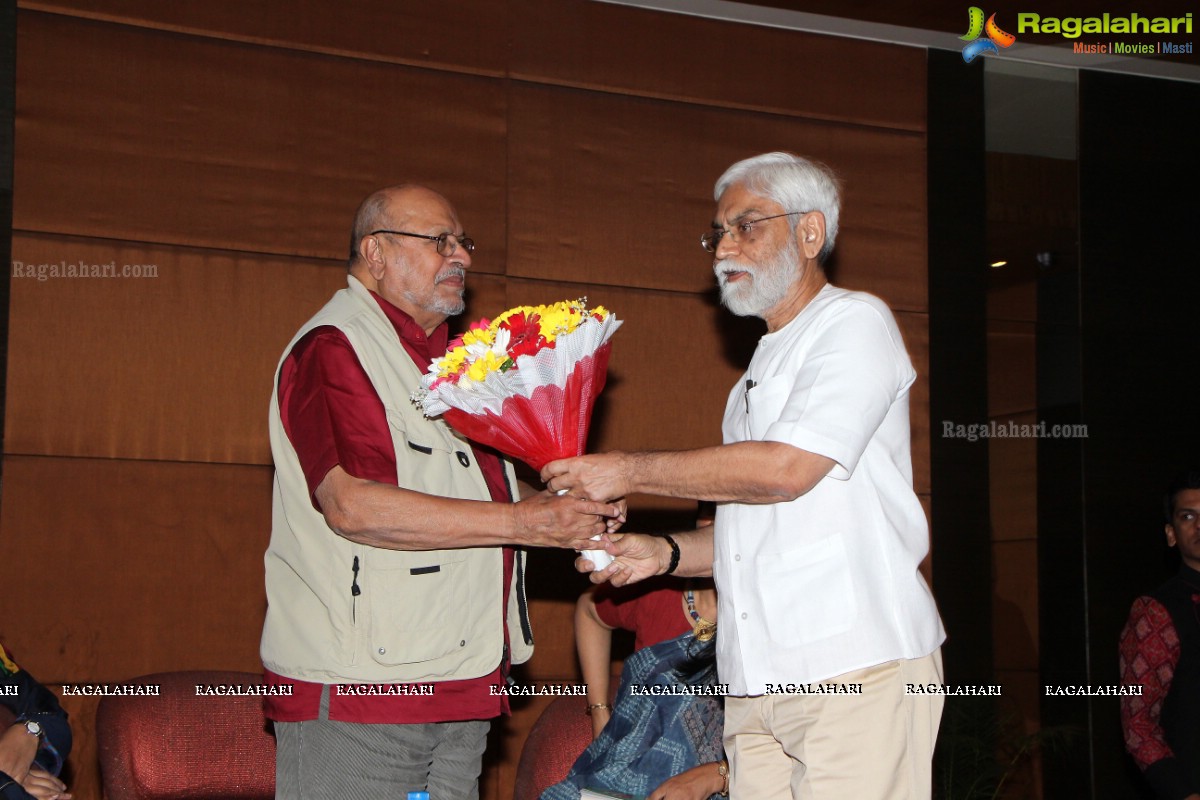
425, 293, 465, 317
409, 265, 466, 317
713, 236, 801, 319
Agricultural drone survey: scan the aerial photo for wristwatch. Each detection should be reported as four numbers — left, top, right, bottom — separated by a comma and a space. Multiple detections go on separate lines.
23, 720, 44, 740
717, 760, 729, 796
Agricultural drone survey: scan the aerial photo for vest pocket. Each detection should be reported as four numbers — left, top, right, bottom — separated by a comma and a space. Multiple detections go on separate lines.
398, 431, 471, 496
364, 549, 471, 666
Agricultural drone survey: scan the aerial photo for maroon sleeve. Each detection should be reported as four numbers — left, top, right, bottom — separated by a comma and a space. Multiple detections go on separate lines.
1119, 596, 1180, 770
278, 327, 397, 507
592, 584, 628, 630
593, 580, 692, 651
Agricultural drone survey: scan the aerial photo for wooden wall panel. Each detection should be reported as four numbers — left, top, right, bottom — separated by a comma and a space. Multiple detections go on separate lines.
521, 595, 583, 684
508, 83, 928, 311
897, 312, 931, 495
55, 694, 102, 800
24, 0, 927, 135
5, 234, 508, 463
6, 235, 337, 462
0, 456, 271, 679
24, 0, 511, 76
511, 0, 926, 132
14, 12, 508, 264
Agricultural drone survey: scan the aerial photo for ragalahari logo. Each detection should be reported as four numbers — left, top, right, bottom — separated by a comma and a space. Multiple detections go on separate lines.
961, 7, 1017, 62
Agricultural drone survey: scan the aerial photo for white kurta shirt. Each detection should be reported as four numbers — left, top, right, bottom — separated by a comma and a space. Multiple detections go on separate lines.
714, 284, 945, 696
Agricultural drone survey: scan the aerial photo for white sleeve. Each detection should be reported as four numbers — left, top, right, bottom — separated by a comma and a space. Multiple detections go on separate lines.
763, 301, 913, 480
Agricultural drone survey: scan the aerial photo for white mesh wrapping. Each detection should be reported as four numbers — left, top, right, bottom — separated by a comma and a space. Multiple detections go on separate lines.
414, 314, 623, 417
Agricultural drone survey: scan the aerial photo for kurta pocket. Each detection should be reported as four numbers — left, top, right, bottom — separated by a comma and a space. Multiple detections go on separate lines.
758, 533, 858, 646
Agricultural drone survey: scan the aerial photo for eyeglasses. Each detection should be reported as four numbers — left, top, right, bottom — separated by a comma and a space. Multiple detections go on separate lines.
369, 229, 475, 257
700, 211, 809, 253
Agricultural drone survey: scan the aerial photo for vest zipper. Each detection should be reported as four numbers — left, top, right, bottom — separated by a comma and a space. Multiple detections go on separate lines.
516, 548, 533, 646
351, 555, 361, 623
499, 468, 534, 647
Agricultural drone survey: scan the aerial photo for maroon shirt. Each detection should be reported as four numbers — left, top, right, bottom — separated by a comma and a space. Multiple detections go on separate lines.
265, 290, 515, 723
593, 579, 693, 651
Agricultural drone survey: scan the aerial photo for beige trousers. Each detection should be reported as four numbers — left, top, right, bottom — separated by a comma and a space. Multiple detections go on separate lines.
724, 650, 944, 800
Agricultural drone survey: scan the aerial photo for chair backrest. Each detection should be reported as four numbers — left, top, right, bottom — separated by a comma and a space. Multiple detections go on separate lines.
512, 695, 595, 800
96, 670, 275, 800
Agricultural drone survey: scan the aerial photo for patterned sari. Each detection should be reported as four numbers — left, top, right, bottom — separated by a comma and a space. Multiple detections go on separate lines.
541, 632, 723, 800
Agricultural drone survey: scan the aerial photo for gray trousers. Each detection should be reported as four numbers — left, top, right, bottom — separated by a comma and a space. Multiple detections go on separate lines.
274, 685, 490, 800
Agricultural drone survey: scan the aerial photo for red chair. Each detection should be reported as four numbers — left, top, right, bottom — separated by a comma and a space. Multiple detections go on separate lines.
512, 695, 595, 800
96, 670, 275, 800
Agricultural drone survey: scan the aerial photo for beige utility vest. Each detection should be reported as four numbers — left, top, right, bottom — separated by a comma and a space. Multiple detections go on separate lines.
261, 276, 532, 684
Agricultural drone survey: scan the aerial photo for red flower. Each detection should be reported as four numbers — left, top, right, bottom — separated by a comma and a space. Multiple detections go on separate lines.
501, 312, 546, 359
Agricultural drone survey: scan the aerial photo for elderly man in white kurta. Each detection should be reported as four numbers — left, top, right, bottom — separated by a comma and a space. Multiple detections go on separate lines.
543, 152, 946, 799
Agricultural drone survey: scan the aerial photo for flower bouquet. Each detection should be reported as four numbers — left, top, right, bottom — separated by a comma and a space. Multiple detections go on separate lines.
412, 299, 622, 567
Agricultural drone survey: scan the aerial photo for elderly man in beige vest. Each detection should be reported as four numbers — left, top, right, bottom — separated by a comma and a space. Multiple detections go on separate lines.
261, 185, 622, 800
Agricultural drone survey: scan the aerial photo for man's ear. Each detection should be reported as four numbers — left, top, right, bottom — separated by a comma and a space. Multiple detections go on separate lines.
360, 235, 387, 281
1166, 522, 1179, 548
797, 212, 826, 260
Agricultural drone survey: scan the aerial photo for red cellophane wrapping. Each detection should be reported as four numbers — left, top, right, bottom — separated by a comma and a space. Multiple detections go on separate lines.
441, 345, 611, 472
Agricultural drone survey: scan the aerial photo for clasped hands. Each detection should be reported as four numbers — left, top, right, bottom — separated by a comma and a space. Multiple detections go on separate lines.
542, 453, 665, 586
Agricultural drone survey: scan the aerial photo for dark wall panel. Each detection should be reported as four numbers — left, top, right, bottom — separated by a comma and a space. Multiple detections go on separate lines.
0, 0, 14, 472
510, 0, 927, 132
24, 0, 512, 76
508, 83, 929, 309
927, 49, 991, 683
14, 12, 509, 263
0, 456, 272, 677
1039, 70, 1200, 800
4, 233, 509, 464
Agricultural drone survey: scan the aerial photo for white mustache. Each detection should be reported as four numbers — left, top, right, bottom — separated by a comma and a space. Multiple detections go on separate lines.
436, 266, 466, 284
713, 259, 755, 285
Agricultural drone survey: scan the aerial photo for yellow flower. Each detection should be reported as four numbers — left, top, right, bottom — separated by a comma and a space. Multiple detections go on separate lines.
538, 300, 587, 342
437, 348, 468, 378
465, 350, 506, 383
461, 328, 494, 348
433, 299, 611, 384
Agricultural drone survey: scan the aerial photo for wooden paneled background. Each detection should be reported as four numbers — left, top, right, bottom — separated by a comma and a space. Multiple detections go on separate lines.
2, 3, 929, 797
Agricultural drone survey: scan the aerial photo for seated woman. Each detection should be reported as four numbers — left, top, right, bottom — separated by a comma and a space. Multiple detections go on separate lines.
0, 641, 73, 800
542, 509, 724, 800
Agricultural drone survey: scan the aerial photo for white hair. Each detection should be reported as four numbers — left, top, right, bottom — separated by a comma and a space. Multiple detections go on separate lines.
714, 152, 842, 263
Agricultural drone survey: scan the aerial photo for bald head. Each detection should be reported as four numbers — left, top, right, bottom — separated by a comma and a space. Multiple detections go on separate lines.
348, 184, 472, 334
348, 185, 454, 269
